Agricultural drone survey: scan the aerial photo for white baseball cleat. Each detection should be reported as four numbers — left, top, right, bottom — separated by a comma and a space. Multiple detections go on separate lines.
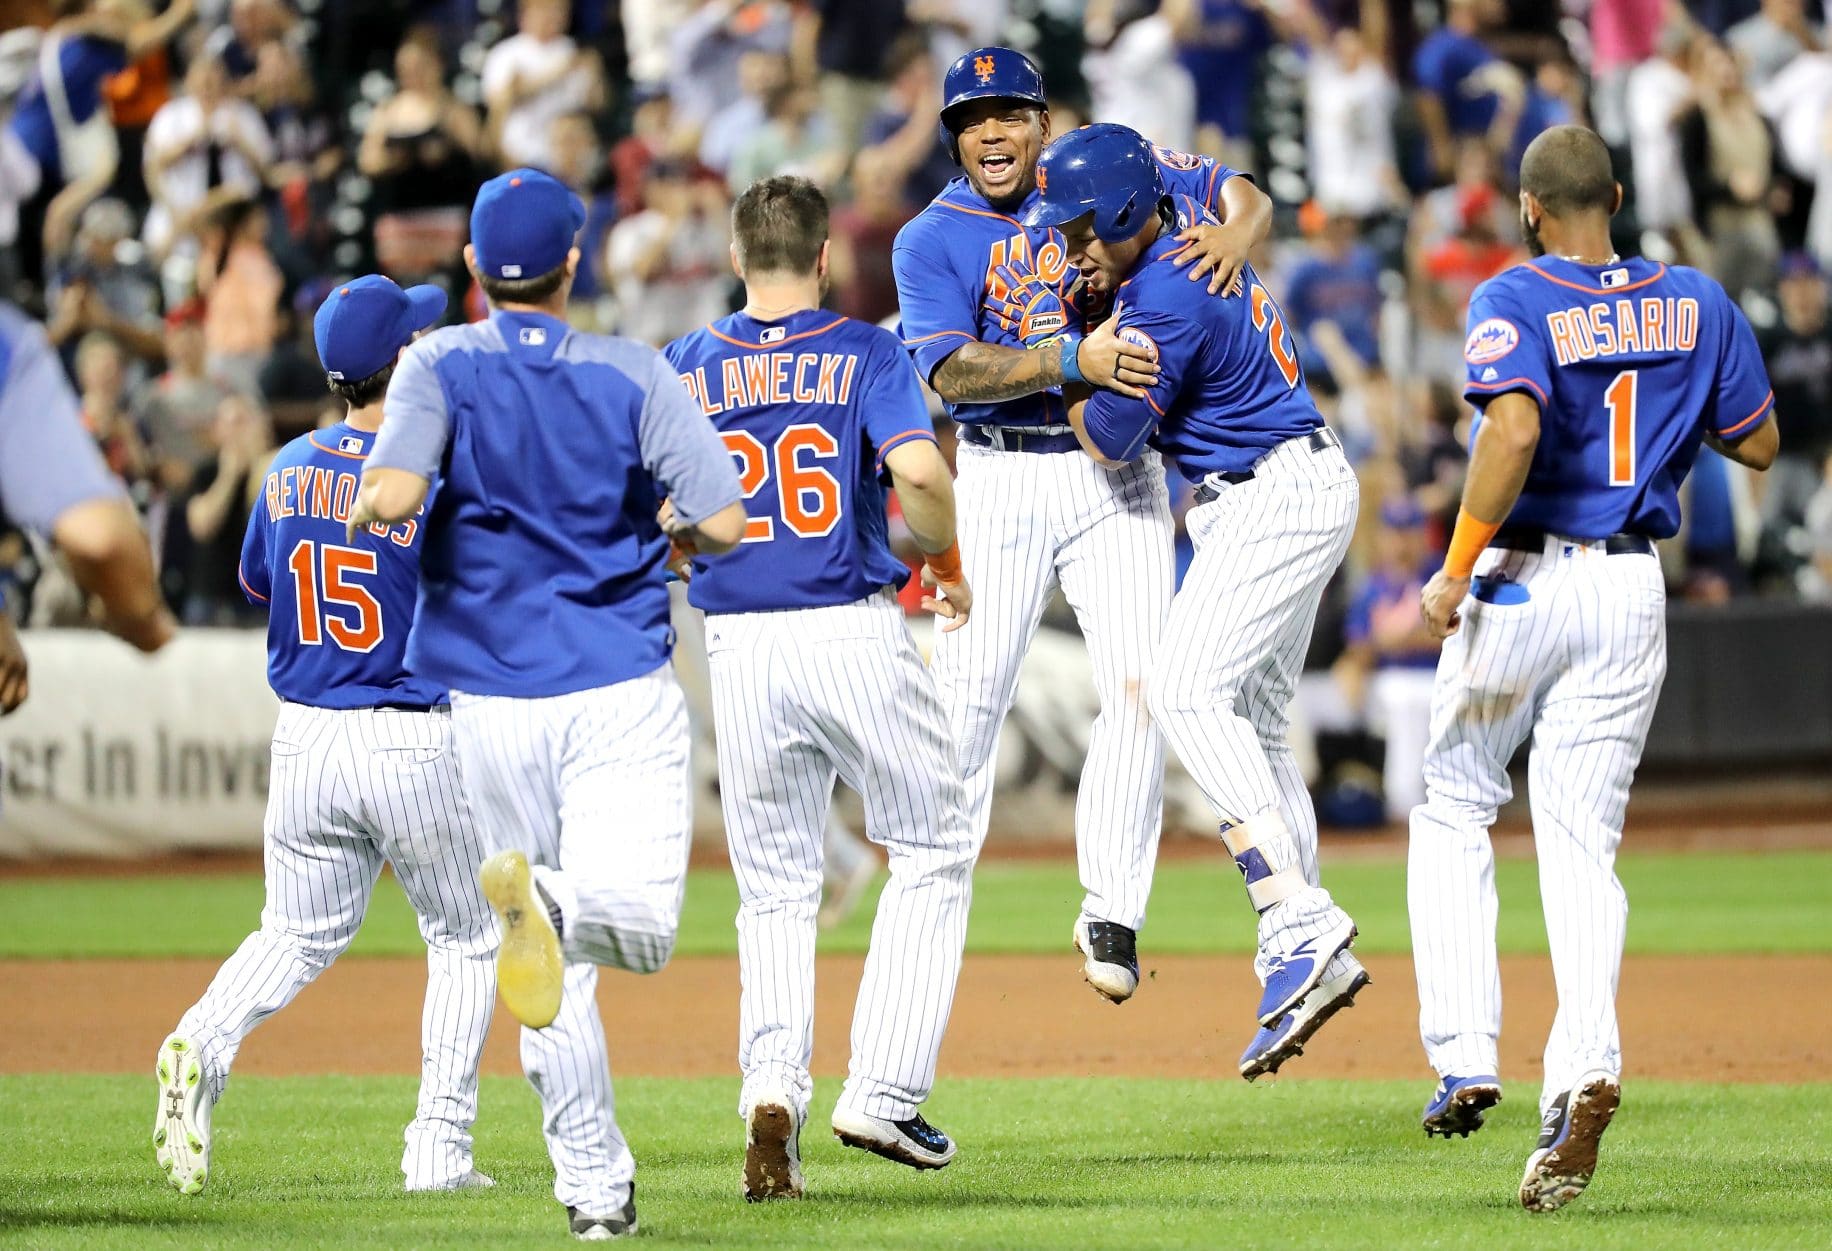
832, 1106, 957, 1170
479, 849, 563, 1029
407, 1169, 496, 1192
742, 1092, 804, 1200
1520, 1071, 1622, 1212
153, 1033, 213, 1195
1072, 917, 1141, 1004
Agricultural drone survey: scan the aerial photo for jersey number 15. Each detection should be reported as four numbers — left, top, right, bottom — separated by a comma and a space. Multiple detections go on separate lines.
722, 424, 842, 542
288, 539, 383, 653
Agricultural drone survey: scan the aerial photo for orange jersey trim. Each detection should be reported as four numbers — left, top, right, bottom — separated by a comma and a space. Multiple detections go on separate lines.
1522, 261, 1669, 296
1718, 390, 1774, 438
1141, 390, 1167, 417
902, 329, 977, 346
935, 199, 1024, 229
238, 564, 269, 603
307, 433, 369, 460
1466, 375, 1549, 406
705, 316, 848, 350
874, 428, 937, 466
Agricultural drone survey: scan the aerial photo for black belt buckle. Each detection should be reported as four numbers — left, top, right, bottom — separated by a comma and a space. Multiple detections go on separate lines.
1193, 427, 1338, 504
1490, 528, 1653, 556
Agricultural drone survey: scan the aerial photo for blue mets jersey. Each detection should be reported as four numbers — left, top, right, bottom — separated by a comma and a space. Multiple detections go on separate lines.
1461, 256, 1774, 540
368, 311, 744, 698
664, 309, 936, 615
1082, 197, 1323, 480
893, 146, 1243, 430
238, 422, 446, 709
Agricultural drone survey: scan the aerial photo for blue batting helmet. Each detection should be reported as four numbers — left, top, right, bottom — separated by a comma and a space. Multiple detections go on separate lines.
937, 46, 1047, 165
1024, 124, 1165, 243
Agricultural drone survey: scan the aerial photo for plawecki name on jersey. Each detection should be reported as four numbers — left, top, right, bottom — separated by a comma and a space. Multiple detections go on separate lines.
676, 348, 862, 416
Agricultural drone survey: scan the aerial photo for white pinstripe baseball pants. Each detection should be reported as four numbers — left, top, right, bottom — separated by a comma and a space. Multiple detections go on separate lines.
931, 440, 1173, 932
175, 703, 498, 1190
1148, 436, 1359, 967
449, 669, 691, 1216
1409, 539, 1666, 1110
706, 590, 974, 1123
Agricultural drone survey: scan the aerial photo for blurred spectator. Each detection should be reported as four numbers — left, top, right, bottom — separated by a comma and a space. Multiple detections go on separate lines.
699, 50, 790, 177
1330, 498, 1441, 823
611, 87, 698, 216
44, 196, 163, 368
173, 392, 273, 625
727, 81, 844, 191
74, 329, 149, 490
603, 161, 731, 345
196, 197, 281, 395
1411, 0, 1516, 185
1420, 184, 1518, 314
547, 111, 618, 308
361, 33, 483, 283
671, 0, 795, 133
1728, 0, 1823, 90
623, 0, 700, 88
142, 53, 274, 260
1803, 454, 1832, 600
1626, 25, 1706, 262
857, 32, 951, 208
1284, 206, 1385, 391
804, 0, 906, 155
256, 280, 334, 434
829, 147, 917, 324
202, 0, 296, 92
1085, 0, 1198, 156
1682, 39, 1780, 298
1757, 253, 1832, 571
1590, 0, 1665, 145
482, 0, 606, 172
1166, 0, 1272, 166
133, 297, 238, 493
1301, 22, 1404, 222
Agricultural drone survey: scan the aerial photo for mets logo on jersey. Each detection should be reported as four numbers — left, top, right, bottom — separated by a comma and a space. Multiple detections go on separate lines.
1464, 317, 1520, 365
1118, 325, 1159, 363
1153, 145, 1202, 171
974, 55, 996, 84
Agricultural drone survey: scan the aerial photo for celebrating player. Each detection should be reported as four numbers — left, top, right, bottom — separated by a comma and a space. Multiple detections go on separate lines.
665, 175, 976, 1198
1408, 125, 1777, 1212
154, 276, 498, 1197
892, 45, 1274, 1005
350, 168, 746, 1241
1025, 124, 1370, 1081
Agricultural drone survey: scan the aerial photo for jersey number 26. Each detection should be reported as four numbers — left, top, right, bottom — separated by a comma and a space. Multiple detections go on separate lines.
288, 539, 383, 653
722, 424, 842, 542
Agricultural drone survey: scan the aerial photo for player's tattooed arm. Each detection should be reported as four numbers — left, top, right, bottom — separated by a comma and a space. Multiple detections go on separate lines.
930, 340, 1066, 404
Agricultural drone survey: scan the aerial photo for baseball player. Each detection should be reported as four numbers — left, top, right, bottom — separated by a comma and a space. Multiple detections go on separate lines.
351, 168, 746, 1241
665, 175, 975, 1198
1409, 125, 1777, 1212
892, 46, 1274, 1005
0, 299, 175, 711
153, 276, 498, 1197
1024, 124, 1370, 1080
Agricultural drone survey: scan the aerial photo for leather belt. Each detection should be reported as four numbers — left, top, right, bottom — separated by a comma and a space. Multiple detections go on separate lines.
958, 424, 1083, 455
1193, 428, 1341, 505
1490, 527, 1654, 556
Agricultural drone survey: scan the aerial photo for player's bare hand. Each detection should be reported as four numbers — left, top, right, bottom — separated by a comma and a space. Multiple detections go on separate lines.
1172, 220, 1252, 296
657, 497, 686, 536
666, 536, 697, 581
921, 565, 972, 632
1079, 315, 1159, 399
1420, 570, 1470, 640
0, 614, 29, 714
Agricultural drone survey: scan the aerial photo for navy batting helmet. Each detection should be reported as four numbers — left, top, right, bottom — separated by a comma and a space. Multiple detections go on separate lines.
1024, 124, 1165, 243
937, 46, 1047, 165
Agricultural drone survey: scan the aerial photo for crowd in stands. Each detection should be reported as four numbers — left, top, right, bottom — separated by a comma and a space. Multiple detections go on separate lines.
4, 0, 1832, 816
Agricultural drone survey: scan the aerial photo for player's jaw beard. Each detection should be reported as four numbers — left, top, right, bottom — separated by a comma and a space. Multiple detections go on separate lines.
1521, 207, 1546, 258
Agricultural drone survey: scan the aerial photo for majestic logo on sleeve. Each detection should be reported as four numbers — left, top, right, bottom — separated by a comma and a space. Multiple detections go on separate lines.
1152, 145, 1203, 171
1464, 317, 1520, 365
974, 55, 996, 84
1118, 325, 1159, 363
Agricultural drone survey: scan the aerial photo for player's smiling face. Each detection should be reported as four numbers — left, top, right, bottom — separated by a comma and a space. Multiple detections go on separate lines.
954, 100, 1050, 209
1057, 215, 1146, 297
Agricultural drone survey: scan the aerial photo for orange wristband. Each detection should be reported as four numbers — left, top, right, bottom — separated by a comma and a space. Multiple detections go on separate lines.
924, 541, 963, 584
1444, 506, 1502, 580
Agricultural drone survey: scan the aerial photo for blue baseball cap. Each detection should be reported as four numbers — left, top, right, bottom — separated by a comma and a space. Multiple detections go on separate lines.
470, 167, 586, 282
313, 275, 447, 382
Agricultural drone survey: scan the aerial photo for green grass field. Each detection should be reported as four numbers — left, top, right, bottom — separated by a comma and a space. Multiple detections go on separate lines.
3, 849, 1830, 959
4, 850, 1829, 1247
4, 1075, 1830, 1249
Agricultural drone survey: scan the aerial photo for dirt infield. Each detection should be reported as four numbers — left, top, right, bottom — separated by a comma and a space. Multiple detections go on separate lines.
5, 951, 1826, 1083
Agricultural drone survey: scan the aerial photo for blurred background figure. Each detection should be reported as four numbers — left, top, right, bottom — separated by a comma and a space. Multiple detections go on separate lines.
481, 0, 604, 172
603, 159, 730, 346
170, 391, 272, 626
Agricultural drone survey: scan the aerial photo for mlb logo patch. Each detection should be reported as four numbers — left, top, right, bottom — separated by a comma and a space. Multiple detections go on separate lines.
339, 436, 364, 453
1601, 267, 1630, 288
500, 264, 523, 278
1464, 317, 1520, 365
760, 325, 787, 344
519, 326, 547, 346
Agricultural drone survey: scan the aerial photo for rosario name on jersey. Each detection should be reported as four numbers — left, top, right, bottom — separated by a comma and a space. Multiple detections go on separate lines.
1461, 257, 1775, 539
1080, 196, 1322, 480
893, 145, 1242, 430
664, 309, 937, 615
238, 422, 445, 709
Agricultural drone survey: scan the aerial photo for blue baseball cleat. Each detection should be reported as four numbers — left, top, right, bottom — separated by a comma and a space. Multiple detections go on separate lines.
1519, 1071, 1621, 1212
1256, 908, 1357, 1026
1422, 1074, 1504, 1137
1239, 951, 1370, 1081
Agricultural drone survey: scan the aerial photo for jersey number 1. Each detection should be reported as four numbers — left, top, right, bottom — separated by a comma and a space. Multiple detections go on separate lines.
721, 424, 842, 542
288, 539, 383, 653
1250, 284, 1301, 389
1605, 370, 1637, 486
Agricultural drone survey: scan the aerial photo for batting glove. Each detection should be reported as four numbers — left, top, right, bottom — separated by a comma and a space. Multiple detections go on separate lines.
985, 262, 1074, 349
